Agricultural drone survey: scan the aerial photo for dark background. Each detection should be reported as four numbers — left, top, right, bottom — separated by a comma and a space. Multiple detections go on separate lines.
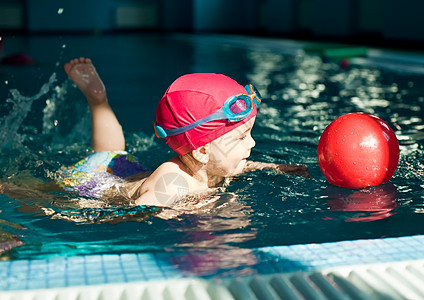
0, 0, 423, 50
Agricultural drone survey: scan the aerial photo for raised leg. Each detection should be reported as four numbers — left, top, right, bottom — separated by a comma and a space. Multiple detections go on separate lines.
64, 57, 125, 152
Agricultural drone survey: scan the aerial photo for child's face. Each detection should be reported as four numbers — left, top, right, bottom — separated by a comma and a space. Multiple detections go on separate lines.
207, 117, 256, 177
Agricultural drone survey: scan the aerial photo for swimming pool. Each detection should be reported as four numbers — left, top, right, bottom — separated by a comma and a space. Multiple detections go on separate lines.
0, 33, 424, 296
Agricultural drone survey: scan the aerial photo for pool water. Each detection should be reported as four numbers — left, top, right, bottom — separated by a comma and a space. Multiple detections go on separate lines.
0, 34, 423, 260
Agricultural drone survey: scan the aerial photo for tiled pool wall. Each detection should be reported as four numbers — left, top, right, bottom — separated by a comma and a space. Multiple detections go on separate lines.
1, 234, 424, 291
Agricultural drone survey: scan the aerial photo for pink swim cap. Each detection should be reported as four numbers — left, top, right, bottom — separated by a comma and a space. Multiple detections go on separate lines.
155, 73, 257, 155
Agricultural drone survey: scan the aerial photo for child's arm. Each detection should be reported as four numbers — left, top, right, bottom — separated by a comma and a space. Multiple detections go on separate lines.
244, 161, 312, 178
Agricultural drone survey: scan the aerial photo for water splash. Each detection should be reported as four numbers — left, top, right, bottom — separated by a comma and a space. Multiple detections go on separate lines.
0, 73, 57, 149
0, 72, 95, 182
42, 81, 68, 134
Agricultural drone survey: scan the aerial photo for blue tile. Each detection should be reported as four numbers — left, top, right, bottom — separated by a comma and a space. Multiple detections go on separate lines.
136, 253, 158, 263
120, 254, 139, 266
144, 271, 166, 281
9, 260, 29, 275
6, 280, 27, 291
139, 262, 160, 272
85, 255, 102, 263
67, 276, 86, 286
27, 278, 47, 290
105, 273, 125, 283
122, 267, 142, 278
126, 272, 145, 281
47, 278, 66, 289
163, 270, 184, 279
102, 255, 120, 262
66, 256, 85, 267
3, 235, 424, 291
87, 275, 106, 285
103, 262, 122, 272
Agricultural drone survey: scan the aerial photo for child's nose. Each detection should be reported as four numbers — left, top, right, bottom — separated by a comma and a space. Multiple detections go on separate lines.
248, 135, 256, 149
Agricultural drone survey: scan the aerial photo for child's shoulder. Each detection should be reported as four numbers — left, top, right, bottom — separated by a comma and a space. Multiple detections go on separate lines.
135, 157, 194, 206
156, 157, 184, 172
147, 157, 194, 186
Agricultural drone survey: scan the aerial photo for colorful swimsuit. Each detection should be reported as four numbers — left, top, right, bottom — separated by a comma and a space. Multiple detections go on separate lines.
57, 151, 148, 198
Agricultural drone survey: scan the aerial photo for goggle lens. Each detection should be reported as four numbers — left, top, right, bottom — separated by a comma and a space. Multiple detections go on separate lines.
223, 94, 252, 122
229, 98, 248, 114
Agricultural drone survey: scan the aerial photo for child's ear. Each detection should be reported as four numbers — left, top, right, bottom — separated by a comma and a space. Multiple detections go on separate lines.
192, 143, 210, 164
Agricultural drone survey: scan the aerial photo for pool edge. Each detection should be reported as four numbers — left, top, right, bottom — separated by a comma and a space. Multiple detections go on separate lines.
1, 234, 424, 298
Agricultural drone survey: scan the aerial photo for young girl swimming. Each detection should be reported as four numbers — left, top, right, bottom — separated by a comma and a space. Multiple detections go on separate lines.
1, 57, 310, 207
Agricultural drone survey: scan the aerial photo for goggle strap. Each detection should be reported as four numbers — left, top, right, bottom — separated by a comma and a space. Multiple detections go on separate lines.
244, 84, 262, 106
162, 110, 226, 137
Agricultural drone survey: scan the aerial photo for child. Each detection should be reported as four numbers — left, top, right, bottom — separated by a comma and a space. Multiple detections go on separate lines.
2, 57, 310, 207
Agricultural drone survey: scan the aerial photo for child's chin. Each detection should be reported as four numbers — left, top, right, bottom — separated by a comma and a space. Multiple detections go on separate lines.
233, 159, 247, 175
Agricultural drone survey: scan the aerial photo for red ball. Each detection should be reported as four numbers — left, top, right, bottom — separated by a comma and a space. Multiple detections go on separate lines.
318, 113, 399, 189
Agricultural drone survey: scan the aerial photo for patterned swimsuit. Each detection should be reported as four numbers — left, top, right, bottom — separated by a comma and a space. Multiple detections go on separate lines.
57, 151, 148, 198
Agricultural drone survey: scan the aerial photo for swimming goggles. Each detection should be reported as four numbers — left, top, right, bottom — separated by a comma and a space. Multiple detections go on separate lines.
154, 84, 262, 138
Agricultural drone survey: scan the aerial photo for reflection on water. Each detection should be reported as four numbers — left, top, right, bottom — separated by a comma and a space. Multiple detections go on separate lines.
164, 193, 257, 250
325, 183, 398, 222
172, 248, 259, 277
0, 218, 24, 259
0, 35, 423, 259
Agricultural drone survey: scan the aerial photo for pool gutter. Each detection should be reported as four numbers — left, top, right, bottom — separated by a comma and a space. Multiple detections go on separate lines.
1, 234, 424, 299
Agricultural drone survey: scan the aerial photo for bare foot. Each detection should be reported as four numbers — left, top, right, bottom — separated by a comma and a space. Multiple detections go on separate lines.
64, 57, 107, 105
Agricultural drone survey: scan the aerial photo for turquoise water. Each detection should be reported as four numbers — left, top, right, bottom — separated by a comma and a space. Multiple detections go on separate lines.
0, 34, 423, 260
